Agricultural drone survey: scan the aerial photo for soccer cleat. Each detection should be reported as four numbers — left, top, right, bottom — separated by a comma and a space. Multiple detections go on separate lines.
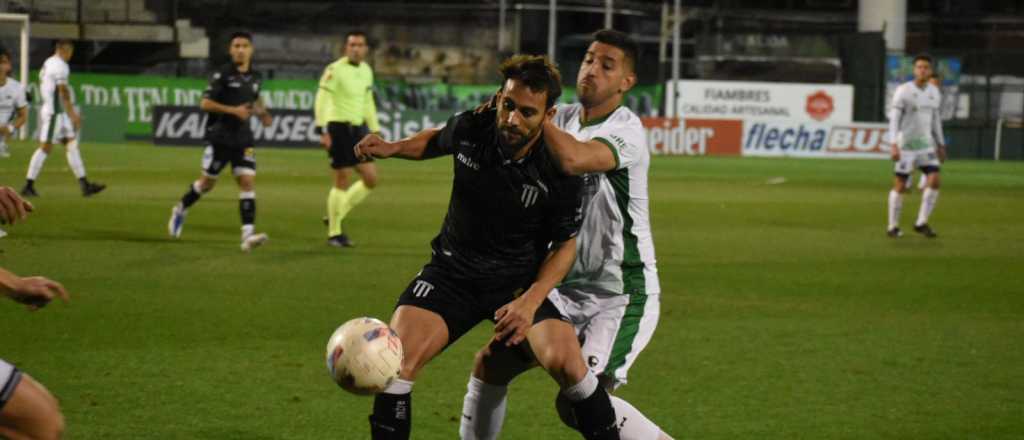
913, 223, 937, 238
168, 205, 186, 238
327, 234, 355, 248
241, 232, 269, 252
0, 227, 7, 238
887, 227, 902, 238
19, 183, 38, 198
0, 146, 9, 158
82, 181, 107, 197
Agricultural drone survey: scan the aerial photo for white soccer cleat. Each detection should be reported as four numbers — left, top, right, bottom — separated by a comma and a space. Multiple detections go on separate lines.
0, 227, 7, 238
241, 232, 269, 252
168, 205, 186, 238
0, 146, 10, 158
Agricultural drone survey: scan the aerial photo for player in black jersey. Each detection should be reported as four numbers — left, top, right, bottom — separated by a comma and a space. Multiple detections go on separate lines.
167, 32, 273, 252
354, 55, 620, 440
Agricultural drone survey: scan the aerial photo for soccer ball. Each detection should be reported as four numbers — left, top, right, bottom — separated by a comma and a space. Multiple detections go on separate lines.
325, 317, 403, 395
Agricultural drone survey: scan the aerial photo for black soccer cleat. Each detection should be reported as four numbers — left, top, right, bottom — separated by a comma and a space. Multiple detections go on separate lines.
82, 181, 107, 197
327, 234, 355, 248
19, 183, 38, 198
913, 223, 937, 238
887, 227, 902, 238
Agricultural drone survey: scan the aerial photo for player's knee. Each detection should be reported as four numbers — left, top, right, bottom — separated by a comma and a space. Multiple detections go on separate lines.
538, 347, 585, 386
361, 172, 378, 189
39, 144, 52, 154
197, 178, 215, 193
554, 393, 578, 430
930, 176, 941, 189
472, 347, 515, 386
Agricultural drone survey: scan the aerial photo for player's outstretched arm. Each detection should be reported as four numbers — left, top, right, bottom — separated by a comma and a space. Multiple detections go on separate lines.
354, 128, 443, 161
542, 118, 617, 175
494, 237, 577, 346
0, 267, 69, 311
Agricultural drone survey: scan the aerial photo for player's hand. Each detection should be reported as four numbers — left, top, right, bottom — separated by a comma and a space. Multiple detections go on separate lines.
474, 88, 500, 114
938, 146, 947, 163
259, 112, 272, 127
7, 276, 69, 311
0, 186, 34, 225
891, 147, 901, 162
354, 133, 397, 160
320, 132, 332, 150
233, 105, 253, 121
494, 295, 541, 346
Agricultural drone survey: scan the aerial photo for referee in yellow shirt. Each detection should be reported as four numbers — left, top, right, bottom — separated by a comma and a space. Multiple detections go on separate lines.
315, 31, 380, 248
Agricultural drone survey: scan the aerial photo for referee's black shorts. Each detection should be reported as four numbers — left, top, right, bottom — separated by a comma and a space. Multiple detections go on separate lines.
395, 259, 567, 346
327, 122, 371, 169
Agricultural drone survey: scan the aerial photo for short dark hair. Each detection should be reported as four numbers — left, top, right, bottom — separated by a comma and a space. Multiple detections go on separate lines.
498, 54, 563, 109
229, 31, 253, 44
54, 39, 73, 49
913, 53, 934, 66
345, 31, 368, 42
0, 47, 9, 62
592, 29, 638, 71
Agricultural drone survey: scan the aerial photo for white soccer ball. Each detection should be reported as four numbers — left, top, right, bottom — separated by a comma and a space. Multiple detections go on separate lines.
325, 317, 403, 395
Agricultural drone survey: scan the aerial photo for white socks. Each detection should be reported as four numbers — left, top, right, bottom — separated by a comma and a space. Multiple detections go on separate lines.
460, 373, 671, 440
916, 188, 939, 227
887, 190, 903, 230
27, 149, 48, 180
609, 395, 671, 440
382, 378, 414, 395
65, 138, 86, 179
563, 371, 600, 402
459, 376, 508, 440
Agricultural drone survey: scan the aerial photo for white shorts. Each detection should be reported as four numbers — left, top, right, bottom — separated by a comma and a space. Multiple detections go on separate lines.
38, 112, 75, 144
894, 149, 941, 177
0, 358, 23, 411
547, 288, 660, 390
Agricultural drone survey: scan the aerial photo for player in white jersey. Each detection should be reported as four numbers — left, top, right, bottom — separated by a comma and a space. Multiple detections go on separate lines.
0, 49, 28, 160
20, 40, 106, 198
887, 54, 946, 238
460, 30, 671, 440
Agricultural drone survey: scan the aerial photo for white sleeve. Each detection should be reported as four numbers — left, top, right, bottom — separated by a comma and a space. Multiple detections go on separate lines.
52, 63, 69, 85
15, 84, 27, 109
932, 107, 945, 146
888, 87, 906, 145
590, 120, 646, 171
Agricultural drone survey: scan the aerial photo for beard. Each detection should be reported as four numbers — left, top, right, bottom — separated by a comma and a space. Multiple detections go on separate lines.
498, 126, 534, 157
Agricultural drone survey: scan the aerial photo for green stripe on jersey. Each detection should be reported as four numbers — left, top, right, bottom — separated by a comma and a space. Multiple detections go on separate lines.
594, 137, 620, 169
604, 293, 647, 375
45, 114, 57, 143
606, 167, 645, 295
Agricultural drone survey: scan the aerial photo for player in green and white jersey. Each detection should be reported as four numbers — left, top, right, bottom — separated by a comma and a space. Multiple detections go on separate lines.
459, 30, 671, 440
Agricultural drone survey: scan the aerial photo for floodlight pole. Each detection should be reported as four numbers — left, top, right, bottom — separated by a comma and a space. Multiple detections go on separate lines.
548, 0, 557, 59
605, 0, 613, 29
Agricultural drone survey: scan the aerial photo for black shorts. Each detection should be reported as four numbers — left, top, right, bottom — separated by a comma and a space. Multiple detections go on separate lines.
0, 358, 22, 412
202, 143, 256, 177
396, 260, 566, 345
327, 122, 370, 169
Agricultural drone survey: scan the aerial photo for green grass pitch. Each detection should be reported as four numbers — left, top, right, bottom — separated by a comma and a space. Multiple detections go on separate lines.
1, 140, 1022, 439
